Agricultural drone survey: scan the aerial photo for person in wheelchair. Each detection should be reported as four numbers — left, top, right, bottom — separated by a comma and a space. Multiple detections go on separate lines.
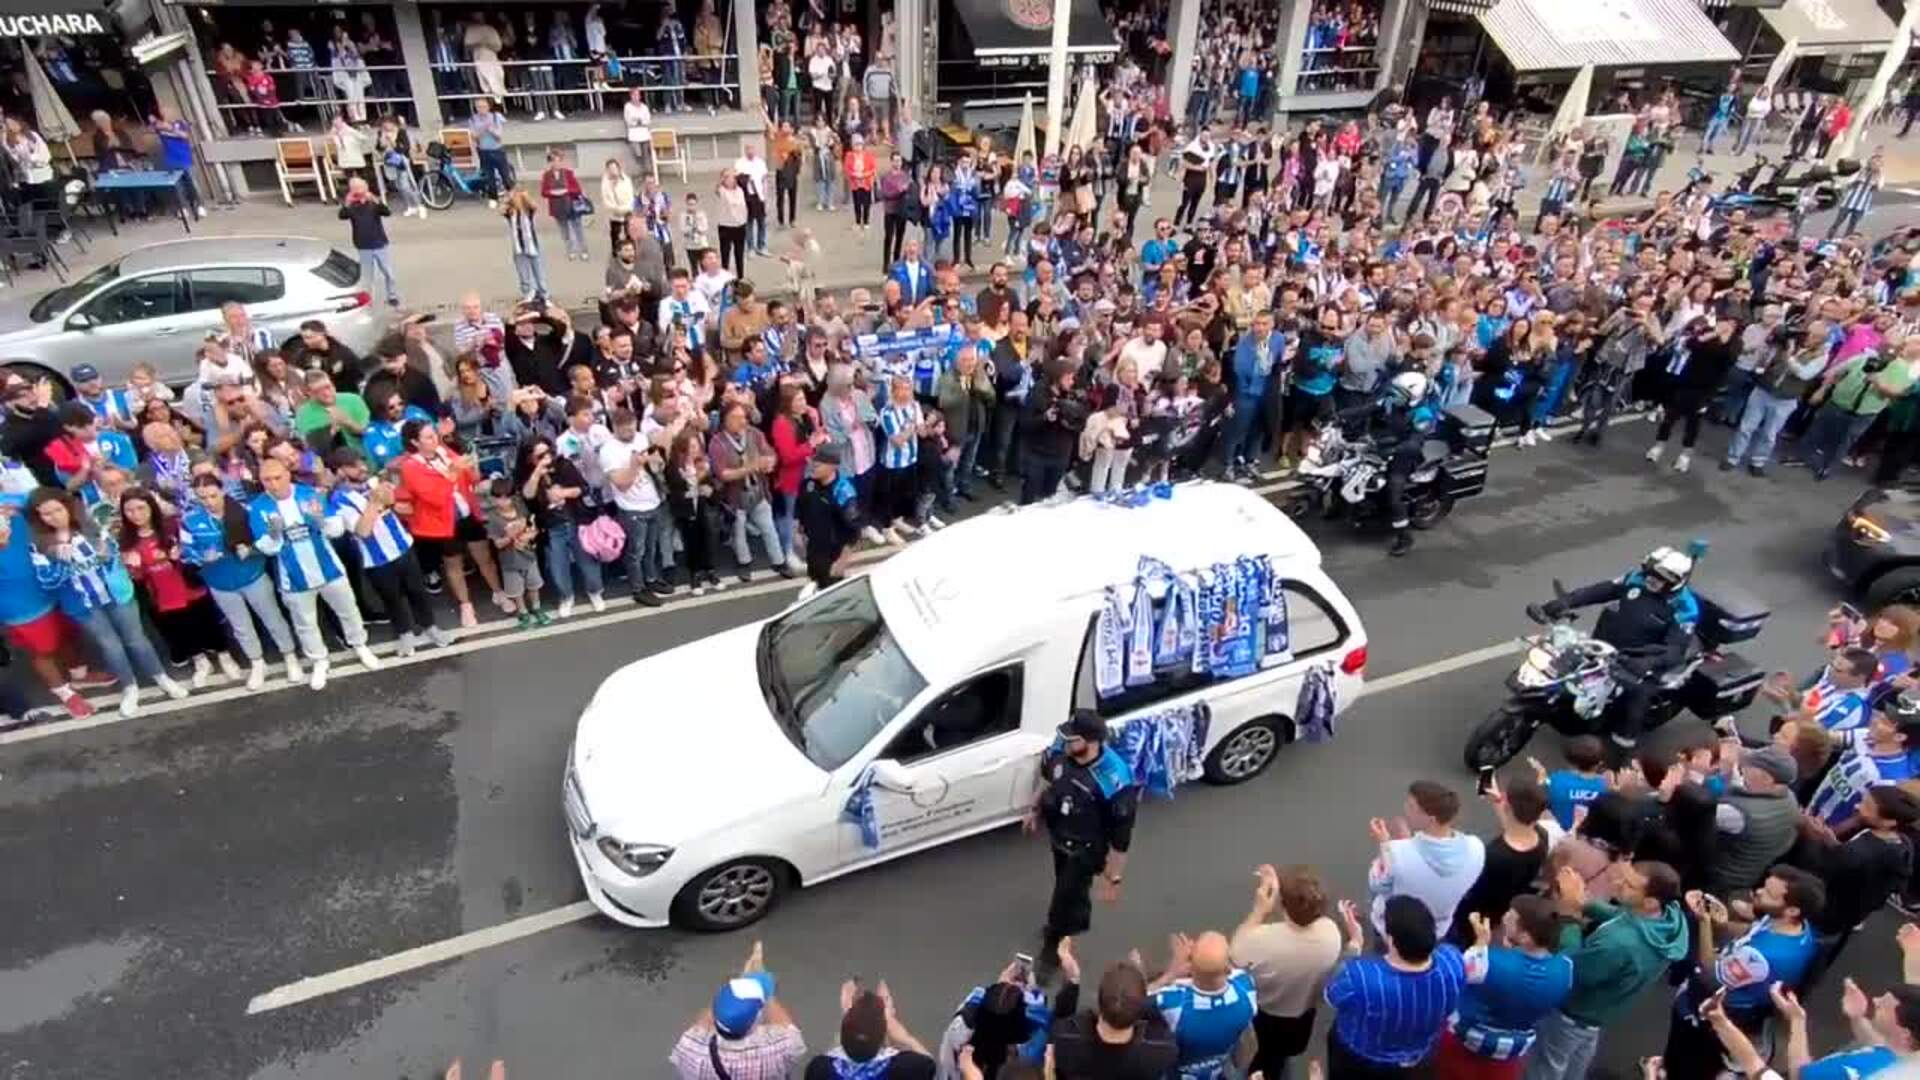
1529, 546, 1703, 762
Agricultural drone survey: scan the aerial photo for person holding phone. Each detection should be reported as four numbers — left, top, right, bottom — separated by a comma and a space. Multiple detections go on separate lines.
1658, 870, 1823, 1079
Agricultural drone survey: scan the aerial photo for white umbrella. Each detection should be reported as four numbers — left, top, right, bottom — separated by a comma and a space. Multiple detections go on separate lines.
1762, 37, 1798, 95
1546, 63, 1593, 143
1015, 92, 1037, 163
22, 43, 80, 162
1067, 66, 1100, 154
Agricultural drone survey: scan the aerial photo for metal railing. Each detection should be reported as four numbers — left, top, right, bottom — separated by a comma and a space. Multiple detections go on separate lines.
429, 52, 740, 113
201, 52, 744, 132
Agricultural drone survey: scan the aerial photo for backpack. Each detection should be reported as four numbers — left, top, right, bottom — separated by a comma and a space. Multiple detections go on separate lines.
578, 514, 626, 562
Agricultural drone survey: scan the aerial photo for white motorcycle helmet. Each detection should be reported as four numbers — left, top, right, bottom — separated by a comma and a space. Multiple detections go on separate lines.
1389, 370, 1431, 406
1641, 546, 1695, 593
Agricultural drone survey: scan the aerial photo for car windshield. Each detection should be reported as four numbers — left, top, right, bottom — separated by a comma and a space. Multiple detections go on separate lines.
31, 261, 119, 322
757, 578, 926, 772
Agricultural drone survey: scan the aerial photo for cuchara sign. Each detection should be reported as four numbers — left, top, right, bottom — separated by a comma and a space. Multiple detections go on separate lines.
0, 12, 109, 37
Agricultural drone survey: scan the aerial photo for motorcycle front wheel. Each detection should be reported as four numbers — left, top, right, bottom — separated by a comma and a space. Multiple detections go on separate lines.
1463, 704, 1538, 771
1410, 494, 1454, 530
1281, 489, 1318, 520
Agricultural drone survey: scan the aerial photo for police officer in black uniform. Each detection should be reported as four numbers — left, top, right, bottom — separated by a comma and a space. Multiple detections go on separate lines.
1026, 709, 1138, 982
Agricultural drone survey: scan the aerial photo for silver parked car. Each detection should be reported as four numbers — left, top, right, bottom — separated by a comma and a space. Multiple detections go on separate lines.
0, 235, 387, 389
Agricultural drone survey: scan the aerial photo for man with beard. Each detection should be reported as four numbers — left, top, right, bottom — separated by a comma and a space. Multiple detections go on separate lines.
285, 319, 364, 394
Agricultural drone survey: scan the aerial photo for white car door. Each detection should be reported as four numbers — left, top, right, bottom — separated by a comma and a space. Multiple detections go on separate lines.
832, 662, 1046, 871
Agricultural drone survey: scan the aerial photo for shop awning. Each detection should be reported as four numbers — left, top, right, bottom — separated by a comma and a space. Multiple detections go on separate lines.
1479, 0, 1740, 71
1696, 0, 1788, 9
949, 0, 1119, 60
0, 0, 112, 36
1758, 0, 1898, 54
1427, 0, 1497, 14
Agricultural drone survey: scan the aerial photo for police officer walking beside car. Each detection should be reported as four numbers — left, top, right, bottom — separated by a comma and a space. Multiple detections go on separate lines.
1027, 709, 1139, 985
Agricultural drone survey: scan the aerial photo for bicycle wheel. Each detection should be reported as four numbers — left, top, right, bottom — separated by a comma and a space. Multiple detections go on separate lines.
420, 171, 455, 211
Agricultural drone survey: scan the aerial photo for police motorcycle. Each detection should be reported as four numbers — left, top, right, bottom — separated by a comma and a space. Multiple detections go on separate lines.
1461, 545, 1770, 771
1710, 154, 1846, 218
1281, 372, 1493, 533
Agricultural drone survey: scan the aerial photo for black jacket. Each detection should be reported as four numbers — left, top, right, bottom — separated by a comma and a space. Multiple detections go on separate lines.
1020, 383, 1082, 463
286, 336, 364, 394
1555, 578, 1693, 676
337, 199, 391, 250
1049, 987, 1179, 1080
796, 474, 860, 560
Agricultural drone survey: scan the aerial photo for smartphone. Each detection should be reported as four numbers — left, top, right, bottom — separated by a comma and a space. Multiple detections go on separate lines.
1839, 602, 1864, 623
1011, 952, 1034, 983
1476, 766, 1496, 796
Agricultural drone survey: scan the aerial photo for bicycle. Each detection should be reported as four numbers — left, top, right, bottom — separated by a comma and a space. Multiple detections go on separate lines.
419, 141, 486, 211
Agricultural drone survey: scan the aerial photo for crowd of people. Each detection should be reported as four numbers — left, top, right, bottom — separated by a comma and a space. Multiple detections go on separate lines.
668, 609, 1920, 1080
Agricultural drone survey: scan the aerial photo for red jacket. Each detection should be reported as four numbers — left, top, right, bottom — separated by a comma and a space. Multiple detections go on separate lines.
770, 412, 816, 497
541, 167, 584, 220
394, 450, 478, 540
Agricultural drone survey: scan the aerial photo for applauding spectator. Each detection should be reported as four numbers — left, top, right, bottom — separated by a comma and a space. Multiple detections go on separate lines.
1325, 895, 1465, 1077
804, 980, 936, 1079
1368, 780, 1486, 942
669, 941, 806, 1080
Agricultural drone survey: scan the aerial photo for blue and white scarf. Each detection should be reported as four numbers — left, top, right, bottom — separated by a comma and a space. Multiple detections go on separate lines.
842, 765, 880, 848
1114, 703, 1212, 798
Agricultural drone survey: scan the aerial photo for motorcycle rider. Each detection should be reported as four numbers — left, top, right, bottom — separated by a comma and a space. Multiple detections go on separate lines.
1336, 369, 1441, 558
1528, 546, 1702, 762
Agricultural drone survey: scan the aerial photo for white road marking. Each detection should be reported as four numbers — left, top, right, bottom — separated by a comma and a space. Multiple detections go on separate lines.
243, 901, 597, 1015
2, 410, 1651, 747
237, 630, 1530, 1015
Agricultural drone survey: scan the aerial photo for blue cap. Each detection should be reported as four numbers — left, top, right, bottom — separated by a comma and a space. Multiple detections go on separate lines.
70, 363, 100, 384
712, 972, 775, 1039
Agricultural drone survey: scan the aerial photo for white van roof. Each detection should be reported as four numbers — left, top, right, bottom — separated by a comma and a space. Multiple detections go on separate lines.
870, 483, 1320, 683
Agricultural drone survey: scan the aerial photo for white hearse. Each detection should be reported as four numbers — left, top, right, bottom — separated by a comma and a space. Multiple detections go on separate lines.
564, 483, 1369, 929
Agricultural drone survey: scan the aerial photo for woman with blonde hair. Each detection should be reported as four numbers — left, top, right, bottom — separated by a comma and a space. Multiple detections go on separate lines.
501, 188, 549, 302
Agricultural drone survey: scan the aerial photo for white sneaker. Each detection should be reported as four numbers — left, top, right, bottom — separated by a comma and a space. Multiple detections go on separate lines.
588, 593, 607, 614
1536, 427, 1555, 443
195, 205, 208, 219
191, 653, 213, 689
1645, 444, 1666, 463
119, 687, 141, 717
691, 581, 707, 596
285, 657, 305, 685
861, 525, 889, 546
1673, 450, 1692, 473
156, 674, 189, 700
217, 652, 244, 681
246, 660, 267, 691
795, 581, 819, 602
309, 658, 330, 691
558, 598, 576, 619
534, 111, 548, 121
353, 645, 383, 670
427, 626, 456, 648
487, 198, 499, 210
396, 632, 418, 658
553, 110, 567, 120
783, 553, 805, 575
926, 515, 948, 530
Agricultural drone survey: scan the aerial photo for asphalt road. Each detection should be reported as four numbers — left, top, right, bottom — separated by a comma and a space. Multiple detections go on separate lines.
1, 405, 1911, 1080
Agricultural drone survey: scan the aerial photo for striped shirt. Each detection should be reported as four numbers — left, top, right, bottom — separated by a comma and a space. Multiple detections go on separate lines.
660, 295, 711, 352
81, 388, 135, 429
878, 401, 921, 470
248, 486, 347, 591
1808, 733, 1918, 827
452, 313, 507, 357
1841, 169, 1882, 214
327, 484, 414, 568
1542, 173, 1576, 206
1325, 946, 1466, 1067
30, 532, 124, 613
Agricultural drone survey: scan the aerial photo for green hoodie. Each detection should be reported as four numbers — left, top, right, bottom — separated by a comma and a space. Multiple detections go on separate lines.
1555, 900, 1690, 1027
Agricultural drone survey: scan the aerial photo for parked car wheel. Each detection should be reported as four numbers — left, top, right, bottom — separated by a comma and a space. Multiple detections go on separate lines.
670, 857, 790, 931
1203, 716, 1288, 785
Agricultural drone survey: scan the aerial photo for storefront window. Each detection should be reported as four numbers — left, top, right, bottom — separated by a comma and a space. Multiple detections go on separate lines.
1298, 0, 1380, 94
184, 5, 416, 132
424, 1, 738, 122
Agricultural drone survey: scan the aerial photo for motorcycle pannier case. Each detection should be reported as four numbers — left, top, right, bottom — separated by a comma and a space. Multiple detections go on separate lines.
1692, 582, 1770, 648
1440, 454, 1488, 500
1441, 404, 1496, 457
1683, 651, 1765, 718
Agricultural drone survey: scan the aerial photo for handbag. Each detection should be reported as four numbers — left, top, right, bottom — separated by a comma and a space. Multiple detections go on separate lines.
579, 514, 626, 562
570, 193, 595, 217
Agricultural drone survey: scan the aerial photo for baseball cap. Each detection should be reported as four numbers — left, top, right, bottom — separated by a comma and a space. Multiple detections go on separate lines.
711, 972, 775, 1039
811, 444, 841, 467
1057, 708, 1107, 743
1742, 745, 1798, 787
70, 363, 100, 384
